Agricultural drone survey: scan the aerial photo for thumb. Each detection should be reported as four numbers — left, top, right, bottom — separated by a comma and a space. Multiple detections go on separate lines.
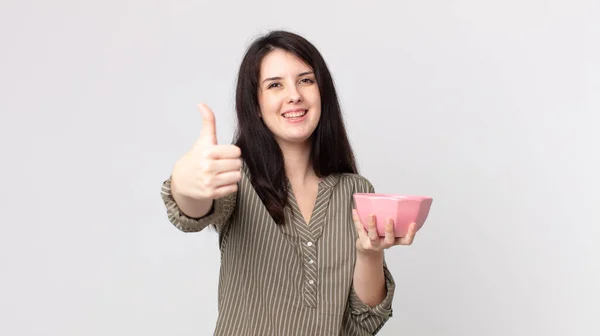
197, 103, 217, 145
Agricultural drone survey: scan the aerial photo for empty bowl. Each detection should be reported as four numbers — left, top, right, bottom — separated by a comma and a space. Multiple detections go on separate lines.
353, 193, 433, 237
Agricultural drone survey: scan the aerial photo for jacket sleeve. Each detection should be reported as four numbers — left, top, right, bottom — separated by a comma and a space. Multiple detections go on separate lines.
347, 261, 395, 334
347, 175, 395, 334
160, 176, 237, 233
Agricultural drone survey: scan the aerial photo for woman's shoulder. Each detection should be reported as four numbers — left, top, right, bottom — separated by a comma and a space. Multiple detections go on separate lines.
338, 172, 376, 194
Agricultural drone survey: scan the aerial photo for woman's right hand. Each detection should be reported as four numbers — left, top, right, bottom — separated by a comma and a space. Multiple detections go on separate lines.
171, 103, 242, 201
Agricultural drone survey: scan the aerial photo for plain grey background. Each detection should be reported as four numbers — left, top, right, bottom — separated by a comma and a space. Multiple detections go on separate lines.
1, 0, 599, 335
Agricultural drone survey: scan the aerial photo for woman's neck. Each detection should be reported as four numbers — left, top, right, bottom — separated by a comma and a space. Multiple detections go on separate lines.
279, 140, 317, 185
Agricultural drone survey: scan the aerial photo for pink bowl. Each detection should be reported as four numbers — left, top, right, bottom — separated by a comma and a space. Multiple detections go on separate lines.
353, 193, 433, 237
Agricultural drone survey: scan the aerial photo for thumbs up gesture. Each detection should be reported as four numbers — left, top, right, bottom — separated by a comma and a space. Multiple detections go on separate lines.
171, 103, 242, 201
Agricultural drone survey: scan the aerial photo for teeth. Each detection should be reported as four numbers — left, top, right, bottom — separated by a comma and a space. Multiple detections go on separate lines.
283, 110, 307, 118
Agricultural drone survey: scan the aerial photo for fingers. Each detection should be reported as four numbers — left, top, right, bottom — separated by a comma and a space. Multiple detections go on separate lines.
396, 222, 417, 245
405, 222, 417, 244
204, 145, 242, 160
209, 170, 242, 188
383, 219, 395, 247
352, 209, 367, 240
193, 170, 240, 199
366, 214, 380, 247
172, 104, 243, 201
211, 183, 239, 199
197, 103, 218, 145
200, 158, 242, 173
215, 158, 243, 171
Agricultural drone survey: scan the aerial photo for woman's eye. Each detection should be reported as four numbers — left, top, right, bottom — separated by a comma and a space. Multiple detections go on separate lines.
300, 78, 314, 84
267, 83, 281, 89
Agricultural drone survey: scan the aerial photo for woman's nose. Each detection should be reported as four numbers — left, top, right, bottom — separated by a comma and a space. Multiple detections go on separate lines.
287, 86, 302, 103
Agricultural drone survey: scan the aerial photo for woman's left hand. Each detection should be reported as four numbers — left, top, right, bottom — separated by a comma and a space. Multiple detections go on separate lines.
352, 209, 417, 253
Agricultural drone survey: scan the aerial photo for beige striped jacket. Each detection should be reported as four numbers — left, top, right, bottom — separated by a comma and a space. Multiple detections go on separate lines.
161, 162, 395, 335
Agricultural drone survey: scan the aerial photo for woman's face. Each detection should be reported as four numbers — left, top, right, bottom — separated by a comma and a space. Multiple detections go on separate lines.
257, 49, 321, 147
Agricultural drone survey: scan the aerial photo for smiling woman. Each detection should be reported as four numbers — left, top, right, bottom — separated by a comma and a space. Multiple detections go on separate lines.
160, 30, 419, 336
258, 50, 321, 145
231, 31, 358, 227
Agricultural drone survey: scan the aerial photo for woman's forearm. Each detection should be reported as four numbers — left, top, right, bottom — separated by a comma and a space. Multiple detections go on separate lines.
353, 250, 386, 307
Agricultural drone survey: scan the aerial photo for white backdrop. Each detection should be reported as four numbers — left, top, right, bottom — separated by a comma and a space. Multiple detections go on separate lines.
1, 0, 598, 335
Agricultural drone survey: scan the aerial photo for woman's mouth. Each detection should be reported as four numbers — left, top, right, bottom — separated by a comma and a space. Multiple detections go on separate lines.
282, 109, 308, 119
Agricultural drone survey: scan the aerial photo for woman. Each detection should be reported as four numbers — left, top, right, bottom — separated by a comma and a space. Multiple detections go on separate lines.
161, 30, 417, 335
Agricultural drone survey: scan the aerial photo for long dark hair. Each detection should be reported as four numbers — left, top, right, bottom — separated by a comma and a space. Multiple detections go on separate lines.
232, 30, 358, 225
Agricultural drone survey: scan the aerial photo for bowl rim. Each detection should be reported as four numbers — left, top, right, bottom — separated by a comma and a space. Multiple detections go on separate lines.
353, 193, 433, 200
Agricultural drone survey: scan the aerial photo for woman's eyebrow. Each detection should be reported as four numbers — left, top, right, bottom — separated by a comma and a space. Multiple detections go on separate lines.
262, 71, 314, 84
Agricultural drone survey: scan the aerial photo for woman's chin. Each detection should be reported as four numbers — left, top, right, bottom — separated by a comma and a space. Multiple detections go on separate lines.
276, 133, 313, 146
